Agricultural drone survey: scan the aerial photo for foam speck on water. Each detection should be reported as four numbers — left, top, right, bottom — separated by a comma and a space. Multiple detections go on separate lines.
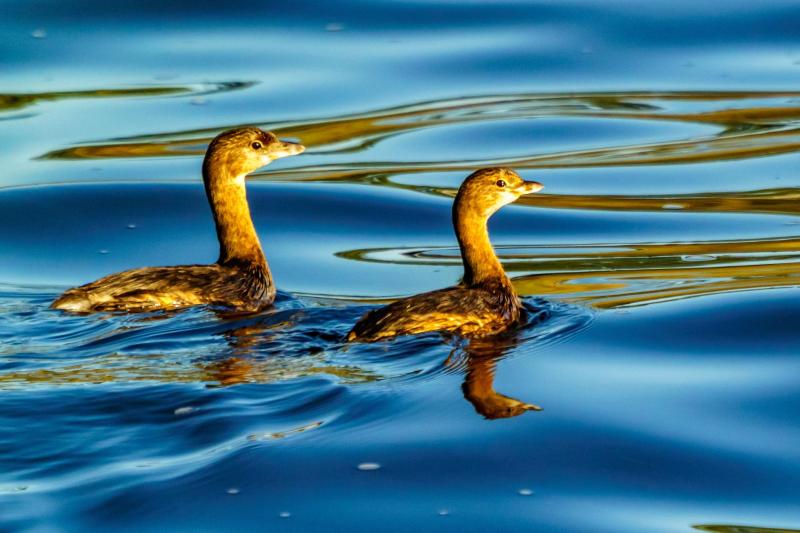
681, 254, 716, 262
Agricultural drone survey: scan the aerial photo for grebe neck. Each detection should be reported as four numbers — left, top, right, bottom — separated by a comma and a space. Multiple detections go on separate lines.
203, 161, 266, 267
453, 204, 508, 287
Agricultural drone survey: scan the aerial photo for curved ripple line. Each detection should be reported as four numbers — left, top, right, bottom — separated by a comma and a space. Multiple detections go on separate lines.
37, 91, 800, 177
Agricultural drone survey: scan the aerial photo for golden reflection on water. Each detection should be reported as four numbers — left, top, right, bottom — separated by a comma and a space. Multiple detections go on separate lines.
519, 188, 800, 217
38, 91, 800, 177
694, 525, 800, 533
337, 234, 800, 309
0, 82, 254, 115
0, 314, 538, 419
0, 352, 376, 388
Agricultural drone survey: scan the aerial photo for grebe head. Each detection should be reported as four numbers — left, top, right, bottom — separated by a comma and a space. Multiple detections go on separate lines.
205, 127, 305, 178
456, 167, 543, 218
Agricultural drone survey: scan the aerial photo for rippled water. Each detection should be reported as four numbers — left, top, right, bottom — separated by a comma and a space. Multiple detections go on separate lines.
2, 1, 800, 531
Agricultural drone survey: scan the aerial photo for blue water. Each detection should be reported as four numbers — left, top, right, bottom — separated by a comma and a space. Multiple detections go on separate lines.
2, 1, 800, 531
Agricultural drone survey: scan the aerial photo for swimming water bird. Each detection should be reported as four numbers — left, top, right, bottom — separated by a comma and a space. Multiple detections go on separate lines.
51, 127, 304, 313
347, 168, 543, 342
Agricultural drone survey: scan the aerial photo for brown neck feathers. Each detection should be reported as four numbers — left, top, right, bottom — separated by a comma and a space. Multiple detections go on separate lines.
203, 153, 266, 266
452, 198, 508, 287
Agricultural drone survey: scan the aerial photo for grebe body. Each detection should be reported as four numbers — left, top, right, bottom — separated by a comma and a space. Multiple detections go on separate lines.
51, 127, 303, 313
348, 168, 542, 342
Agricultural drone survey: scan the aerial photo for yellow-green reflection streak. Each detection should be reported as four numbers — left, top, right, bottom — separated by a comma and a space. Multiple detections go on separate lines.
694, 525, 800, 533
335, 236, 800, 309
0, 352, 376, 389
324, 184, 800, 218
0, 82, 253, 115
40, 91, 800, 174
519, 187, 800, 217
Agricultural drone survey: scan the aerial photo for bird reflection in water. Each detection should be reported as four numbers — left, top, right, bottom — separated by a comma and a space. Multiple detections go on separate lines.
2, 306, 545, 420
195, 308, 545, 420
451, 333, 542, 420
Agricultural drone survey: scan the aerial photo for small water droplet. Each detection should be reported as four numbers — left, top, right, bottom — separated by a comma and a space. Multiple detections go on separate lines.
357, 462, 381, 471
279, 511, 291, 518
227, 487, 240, 495
518, 488, 534, 496
661, 203, 686, 210
31, 29, 47, 39
325, 23, 344, 32
681, 254, 715, 263
174, 406, 195, 416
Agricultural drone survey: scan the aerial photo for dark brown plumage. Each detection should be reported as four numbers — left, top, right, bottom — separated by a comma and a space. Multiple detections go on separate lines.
347, 167, 543, 342
51, 127, 304, 313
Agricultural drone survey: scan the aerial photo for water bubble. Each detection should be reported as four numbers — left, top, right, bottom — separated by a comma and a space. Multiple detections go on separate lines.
227, 487, 240, 495
325, 23, 344, 32
518, 488, 534, 496
661, 203, 686, 210
357, 462, 381, 471
31, 29, 47, 39
279, 511, 291, 518
174, 406, 195, 416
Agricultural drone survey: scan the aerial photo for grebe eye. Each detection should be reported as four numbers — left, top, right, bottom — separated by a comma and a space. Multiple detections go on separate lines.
251, 141, 262, 150
496, 179, 506, 188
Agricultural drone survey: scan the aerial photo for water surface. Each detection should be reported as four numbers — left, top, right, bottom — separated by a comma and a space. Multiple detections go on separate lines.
2, 1, 800, 532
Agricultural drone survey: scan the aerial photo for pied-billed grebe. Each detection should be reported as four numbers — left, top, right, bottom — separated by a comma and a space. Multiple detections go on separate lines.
347, 167, 543, 342
51, 127, 304, 313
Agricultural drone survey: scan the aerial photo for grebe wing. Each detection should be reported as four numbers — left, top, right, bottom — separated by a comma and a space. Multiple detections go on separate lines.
348, 285, 513, 341
51, 265, 227, 312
